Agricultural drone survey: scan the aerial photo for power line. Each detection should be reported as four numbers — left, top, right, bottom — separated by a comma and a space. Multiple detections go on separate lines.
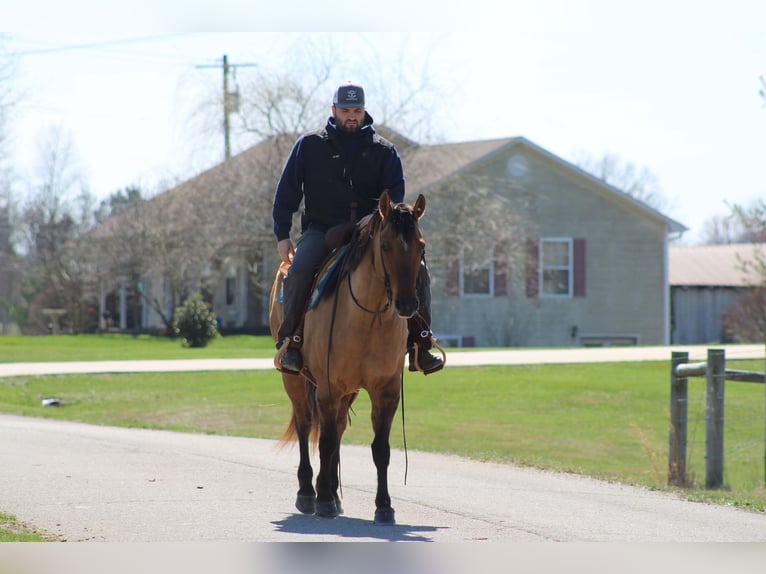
7, 33, 202, 57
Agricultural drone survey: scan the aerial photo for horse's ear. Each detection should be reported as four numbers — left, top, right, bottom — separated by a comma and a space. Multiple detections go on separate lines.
413, 194, 427, 220
378, 190, 392, 218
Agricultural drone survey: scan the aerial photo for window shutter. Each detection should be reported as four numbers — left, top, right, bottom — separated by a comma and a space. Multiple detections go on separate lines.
445, 258, 459, 297
573, 238, 586, 297
525, 238, 539, 298
494, 240, 508, 297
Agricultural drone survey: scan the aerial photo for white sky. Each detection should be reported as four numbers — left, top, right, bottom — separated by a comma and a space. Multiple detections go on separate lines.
3, 0, 766, 244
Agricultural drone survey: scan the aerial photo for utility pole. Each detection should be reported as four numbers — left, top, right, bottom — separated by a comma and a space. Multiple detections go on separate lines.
196, 54, 256, 160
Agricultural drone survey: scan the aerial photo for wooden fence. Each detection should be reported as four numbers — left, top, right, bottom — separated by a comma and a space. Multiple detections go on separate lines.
669, 348, 765, 489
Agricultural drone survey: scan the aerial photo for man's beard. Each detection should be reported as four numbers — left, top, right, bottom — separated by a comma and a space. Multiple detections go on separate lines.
337, 120, 360, 134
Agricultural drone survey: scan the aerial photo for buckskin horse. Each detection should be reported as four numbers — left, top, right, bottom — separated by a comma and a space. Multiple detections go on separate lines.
269, 191, 427, 524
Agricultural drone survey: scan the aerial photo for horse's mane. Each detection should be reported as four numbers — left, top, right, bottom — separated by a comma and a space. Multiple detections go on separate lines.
347, 202, 419, 272
320, 202, 419, 300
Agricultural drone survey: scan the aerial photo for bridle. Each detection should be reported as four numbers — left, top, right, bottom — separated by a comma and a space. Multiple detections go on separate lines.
346, 232, 393, 315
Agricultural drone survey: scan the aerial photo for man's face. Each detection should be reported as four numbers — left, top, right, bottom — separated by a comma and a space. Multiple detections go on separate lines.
333, 106, 365, 134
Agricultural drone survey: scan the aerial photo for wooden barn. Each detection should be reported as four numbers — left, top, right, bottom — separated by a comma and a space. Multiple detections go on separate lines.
669, 243, 764, 344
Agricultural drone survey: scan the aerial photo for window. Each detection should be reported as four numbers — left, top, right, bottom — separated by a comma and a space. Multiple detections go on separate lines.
541, 238, 572, 297
460, 241, 494, 297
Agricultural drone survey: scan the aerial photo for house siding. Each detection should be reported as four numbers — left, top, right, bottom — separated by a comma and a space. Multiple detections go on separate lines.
427, 147, 670, 347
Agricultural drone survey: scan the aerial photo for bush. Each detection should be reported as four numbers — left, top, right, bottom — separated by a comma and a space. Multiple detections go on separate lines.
173, 294, 219, 348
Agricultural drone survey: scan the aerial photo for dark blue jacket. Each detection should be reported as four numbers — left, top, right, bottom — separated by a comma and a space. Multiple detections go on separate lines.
272, 112, 405, 241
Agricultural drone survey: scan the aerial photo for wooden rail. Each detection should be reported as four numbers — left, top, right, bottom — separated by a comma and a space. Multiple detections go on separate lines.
669, 348, 765, 489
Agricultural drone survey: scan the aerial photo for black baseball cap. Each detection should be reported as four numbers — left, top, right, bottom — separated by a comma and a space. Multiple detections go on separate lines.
333, 83, 365, 108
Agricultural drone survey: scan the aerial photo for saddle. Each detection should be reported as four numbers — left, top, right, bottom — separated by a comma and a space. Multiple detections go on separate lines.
280, 214, 375, 353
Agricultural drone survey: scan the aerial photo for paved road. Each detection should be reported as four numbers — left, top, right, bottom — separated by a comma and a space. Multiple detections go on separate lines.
1, 343, 763, 377
1, 343, 765, 545
2, 414, 766, 543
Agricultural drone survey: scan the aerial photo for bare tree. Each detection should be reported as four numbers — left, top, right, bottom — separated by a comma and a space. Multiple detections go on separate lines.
19, 126, 96, 333
574, 153, 668, 212
697, 212, 747, 245
0, 41, 22, 333
730, 199, 766, 241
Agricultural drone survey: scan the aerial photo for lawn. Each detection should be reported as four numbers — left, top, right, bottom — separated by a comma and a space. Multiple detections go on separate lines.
0, 334, 277, 362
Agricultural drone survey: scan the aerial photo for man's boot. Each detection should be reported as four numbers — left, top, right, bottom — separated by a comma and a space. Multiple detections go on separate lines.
407, 315, 444, 375
408, 344, 444, 374
278, 338, 303, 373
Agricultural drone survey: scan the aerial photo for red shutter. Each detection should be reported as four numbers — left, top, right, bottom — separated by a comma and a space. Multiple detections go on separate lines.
525, 238, 539, 298
446, 258, 459, 297
494, 240, 508, 297
573, 238, 586, 297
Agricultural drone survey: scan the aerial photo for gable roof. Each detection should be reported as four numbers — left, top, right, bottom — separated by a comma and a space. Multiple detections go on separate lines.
95, 131, 686, 241
403, 136, 687, 235
669, 243, 766, 287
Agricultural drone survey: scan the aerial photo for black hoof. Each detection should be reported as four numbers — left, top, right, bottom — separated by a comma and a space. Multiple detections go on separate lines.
295, 494, 316, 515
314, 500, 339, 518
334, 497, 344, 515
374, 507, 395, 524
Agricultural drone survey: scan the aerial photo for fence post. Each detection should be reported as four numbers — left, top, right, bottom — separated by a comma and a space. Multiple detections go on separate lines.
669, 351, 689, 487
705, 348, 726, 489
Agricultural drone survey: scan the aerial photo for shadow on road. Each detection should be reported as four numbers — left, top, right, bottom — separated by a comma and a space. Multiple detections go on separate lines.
272, 513, 445, 542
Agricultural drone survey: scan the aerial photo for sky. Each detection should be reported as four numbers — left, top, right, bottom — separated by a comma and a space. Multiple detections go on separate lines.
3, 0, 766, 244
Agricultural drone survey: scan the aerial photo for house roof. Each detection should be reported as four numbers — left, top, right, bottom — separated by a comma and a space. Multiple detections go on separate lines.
402, 136, 687, 235
95, 131, 686, 240
669, 243, 766, 287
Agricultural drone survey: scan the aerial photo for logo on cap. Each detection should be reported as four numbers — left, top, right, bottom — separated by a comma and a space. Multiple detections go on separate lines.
334, 84, 365, 108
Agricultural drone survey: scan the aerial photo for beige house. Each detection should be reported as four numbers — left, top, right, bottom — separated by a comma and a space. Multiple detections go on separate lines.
104, 134, 686, 347
406, 137, 686, 347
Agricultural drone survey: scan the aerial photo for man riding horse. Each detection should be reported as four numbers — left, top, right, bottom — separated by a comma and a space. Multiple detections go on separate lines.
272, 82, 443, 376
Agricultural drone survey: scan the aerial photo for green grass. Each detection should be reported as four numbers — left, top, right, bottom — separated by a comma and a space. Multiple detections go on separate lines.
0, 334, 278, 362
1, 357, 764, 512
0, 512, 48, 542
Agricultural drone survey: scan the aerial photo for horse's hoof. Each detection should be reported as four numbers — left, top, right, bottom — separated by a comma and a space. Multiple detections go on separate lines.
295, 494, 316, 515
314, 500, 339, 518
335, 497, 344, 515
374, 507, 395, 524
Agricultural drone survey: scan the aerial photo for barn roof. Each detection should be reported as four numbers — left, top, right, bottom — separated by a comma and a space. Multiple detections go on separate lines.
669, 243, 766, 287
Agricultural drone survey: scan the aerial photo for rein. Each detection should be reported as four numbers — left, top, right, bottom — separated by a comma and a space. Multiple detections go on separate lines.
346, 225, 393, 315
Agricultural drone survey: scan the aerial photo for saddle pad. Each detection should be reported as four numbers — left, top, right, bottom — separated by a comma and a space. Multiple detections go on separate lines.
309, 245, 349, 309
275, 245, 349, 307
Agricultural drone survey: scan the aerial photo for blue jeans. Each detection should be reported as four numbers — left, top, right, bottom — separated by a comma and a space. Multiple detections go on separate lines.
277, 229, 329, 343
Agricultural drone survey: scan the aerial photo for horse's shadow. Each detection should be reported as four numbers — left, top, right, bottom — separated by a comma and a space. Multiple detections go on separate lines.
272, 512, 444, 542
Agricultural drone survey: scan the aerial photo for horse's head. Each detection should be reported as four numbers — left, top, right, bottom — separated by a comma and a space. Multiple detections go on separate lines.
376, 190, 427, 318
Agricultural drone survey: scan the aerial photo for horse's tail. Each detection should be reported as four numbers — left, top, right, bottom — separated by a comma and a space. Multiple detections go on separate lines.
277, 381, 320, 450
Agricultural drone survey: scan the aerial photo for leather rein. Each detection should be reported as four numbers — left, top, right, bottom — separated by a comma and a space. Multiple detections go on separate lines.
346, 235, 393, 315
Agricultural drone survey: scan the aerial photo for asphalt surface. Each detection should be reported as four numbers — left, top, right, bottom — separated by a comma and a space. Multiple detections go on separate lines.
1, 343, 765, 545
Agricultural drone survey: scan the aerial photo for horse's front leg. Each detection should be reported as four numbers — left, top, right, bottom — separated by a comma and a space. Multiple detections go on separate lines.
295, 418, 316, 514
370, 385, 401, 524
314, 404, 341, 518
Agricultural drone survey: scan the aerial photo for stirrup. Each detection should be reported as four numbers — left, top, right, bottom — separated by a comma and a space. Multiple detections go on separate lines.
274, 337, 303, 372
408, 340, 446, 375
280, 348, 303, 372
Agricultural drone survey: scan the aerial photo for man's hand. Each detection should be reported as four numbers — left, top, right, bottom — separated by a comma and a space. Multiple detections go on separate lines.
277, 239, 295, 265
